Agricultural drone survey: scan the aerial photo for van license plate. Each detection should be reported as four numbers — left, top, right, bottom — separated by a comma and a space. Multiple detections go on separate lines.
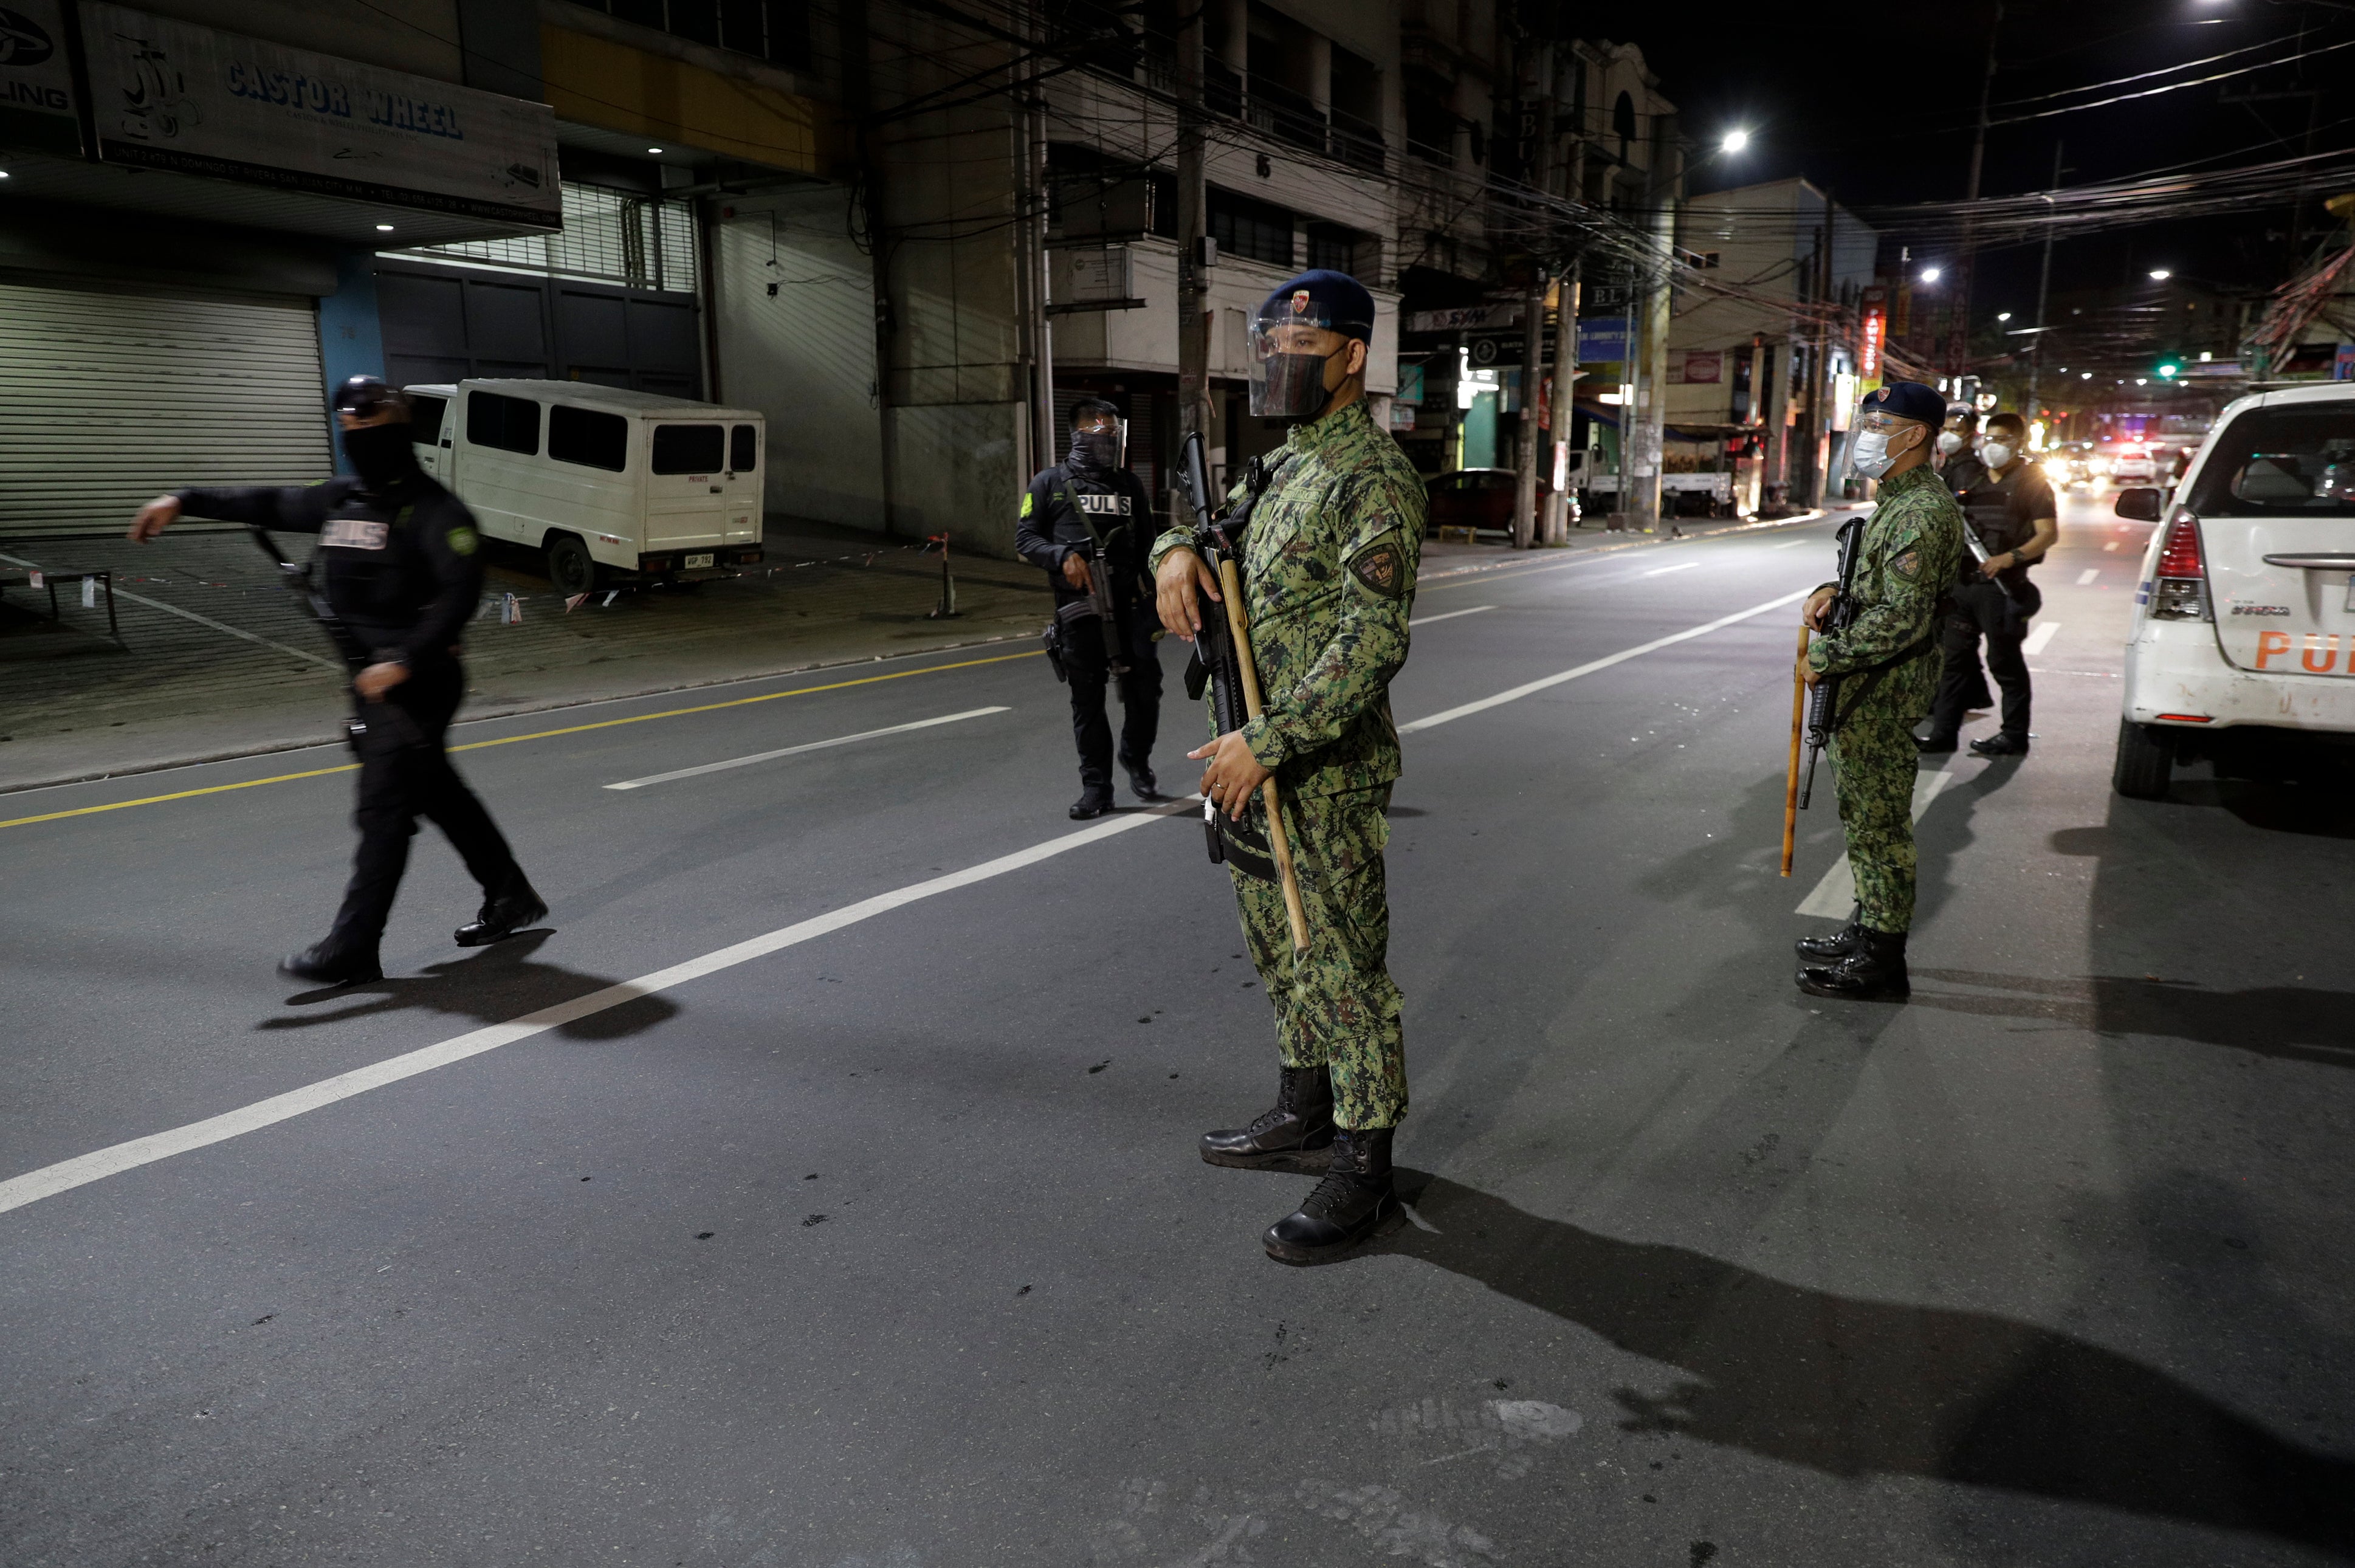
685, 553, 714, 569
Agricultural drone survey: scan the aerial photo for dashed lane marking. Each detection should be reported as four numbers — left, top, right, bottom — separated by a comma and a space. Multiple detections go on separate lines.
1643, 562, 1700, 576
2076, 568, 2100, 585
2023, 621, 2062, 656
605, 707, 1011, 790
0, 798, 1199, 1216
1408, 605, 1494, 627
1398, 588, 1814, 734
0, 651, 1043, 832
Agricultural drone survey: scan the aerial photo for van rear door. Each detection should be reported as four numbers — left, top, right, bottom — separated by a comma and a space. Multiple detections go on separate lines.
724, 421, 762, 548
2190, 399, 2355, 677
646, 421, 729, 557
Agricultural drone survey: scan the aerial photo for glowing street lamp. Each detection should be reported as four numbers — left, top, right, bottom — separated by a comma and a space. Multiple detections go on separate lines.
1720, 129, 1750, 155
2149, 268, 2172, 281
1920, 266, 1943, 284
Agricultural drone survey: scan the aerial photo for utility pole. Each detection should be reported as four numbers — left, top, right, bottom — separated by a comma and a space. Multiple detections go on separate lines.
1632, 109, 1678, 534
1803, 200, 1832, 508
1174, 0, 1209, 524
1545, 258, 1580, 544
1954, 0, 2003, 381
1513, 264, 1546, 548
1020, 0, 1054, 481
2025, 138, 2061, 426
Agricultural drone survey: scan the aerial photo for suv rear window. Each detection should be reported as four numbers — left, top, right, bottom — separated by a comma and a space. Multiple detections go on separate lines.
2188, 404, 2355, 517
651, 424, 726, 475
467, 391, 540, 456
549, 405, 630, 472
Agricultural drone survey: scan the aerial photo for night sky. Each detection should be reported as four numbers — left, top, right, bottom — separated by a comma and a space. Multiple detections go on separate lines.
1590, 0, 2354, 325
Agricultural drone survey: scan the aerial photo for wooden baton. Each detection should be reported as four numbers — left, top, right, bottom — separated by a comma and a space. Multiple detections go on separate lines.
1781, 625, 1809, 878
1217, 557, 1312, 954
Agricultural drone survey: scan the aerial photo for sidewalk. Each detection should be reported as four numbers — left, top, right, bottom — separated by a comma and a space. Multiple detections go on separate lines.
0, 508, 1832, 795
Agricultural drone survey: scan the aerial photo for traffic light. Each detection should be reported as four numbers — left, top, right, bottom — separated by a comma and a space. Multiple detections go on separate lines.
2156, 360, 2181, 380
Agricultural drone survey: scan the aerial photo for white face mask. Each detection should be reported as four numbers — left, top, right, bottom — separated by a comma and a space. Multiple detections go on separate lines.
1982, 441, 2016, 469
1851, 428, 1896, 479
1936, 431, 1967, 455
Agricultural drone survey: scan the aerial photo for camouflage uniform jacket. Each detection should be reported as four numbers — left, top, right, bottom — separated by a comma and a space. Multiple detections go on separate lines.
1806, 462, 1965, 708
1150, 399, 1427, 797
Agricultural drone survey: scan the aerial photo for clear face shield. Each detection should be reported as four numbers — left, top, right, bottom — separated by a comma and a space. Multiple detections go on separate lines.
1248, 305, 1354, 420
1068, 408, 1127, 470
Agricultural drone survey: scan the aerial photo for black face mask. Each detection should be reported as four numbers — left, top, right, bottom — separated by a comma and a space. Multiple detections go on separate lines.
1068, 429, 1119, 473
343, 422, 419, 487
1253, 349, 1341, 421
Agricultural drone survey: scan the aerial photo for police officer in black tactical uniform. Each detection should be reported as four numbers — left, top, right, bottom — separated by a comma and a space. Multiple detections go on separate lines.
1919, 410, 2057, 758
1016, 396, 1162, 819
129, 376, 544, 986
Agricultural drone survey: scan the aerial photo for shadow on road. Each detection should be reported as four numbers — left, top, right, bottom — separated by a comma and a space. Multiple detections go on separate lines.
1378, 1174, 2355, 1556
1906, 971, 2354, 1068
259, 930, 679, 1040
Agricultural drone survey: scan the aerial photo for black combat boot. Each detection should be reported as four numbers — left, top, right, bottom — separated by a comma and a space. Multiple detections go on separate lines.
1200, 1065, 1335, 1172
1796, 926, 1911, 1002
1263, 1126, 1399, 1264
1121, 754, 1160, 800
1070, 786, 1115, 820
278, 939, 383, 988
1794, 919, 1863, 961
455, 883, 549, 947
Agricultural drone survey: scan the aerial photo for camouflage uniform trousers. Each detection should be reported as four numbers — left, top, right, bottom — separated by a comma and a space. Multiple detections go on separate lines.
1229, 782, 1407, 1130
1827, 661, 1941, 935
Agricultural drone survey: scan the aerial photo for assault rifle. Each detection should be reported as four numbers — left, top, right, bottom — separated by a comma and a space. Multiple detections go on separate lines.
1795, 515, 1866, 813
1177, 430, 1310, 954
1959, 515, 2020, 603
244, 523, 420, 749
1076, 534, 1130, 678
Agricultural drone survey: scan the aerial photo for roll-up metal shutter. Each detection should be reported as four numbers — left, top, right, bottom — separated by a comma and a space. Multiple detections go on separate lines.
0, 280, 332, 540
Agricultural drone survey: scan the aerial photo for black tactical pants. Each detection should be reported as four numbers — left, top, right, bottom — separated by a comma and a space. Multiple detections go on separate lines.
328, 658, 525, 953
1928, 578, 2041, 743
1062, 601, 1162, 790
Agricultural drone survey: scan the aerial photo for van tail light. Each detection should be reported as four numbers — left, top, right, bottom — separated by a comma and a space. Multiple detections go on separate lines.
2149, 508, 2209, 621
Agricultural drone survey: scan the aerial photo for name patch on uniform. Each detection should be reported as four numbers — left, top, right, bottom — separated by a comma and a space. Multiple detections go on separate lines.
1075, 493, 1132, 515
1349, 532, 1406, 598
321, 517, 388, 551
1891, 548, 1922, 582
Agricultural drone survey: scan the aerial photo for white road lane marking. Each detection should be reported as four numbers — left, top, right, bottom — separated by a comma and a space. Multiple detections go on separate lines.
1410, 605, 1494, 627
2023, 620, 2062, 656
0, 799, 1198, 1217
2103, 541, 2120, 552
1795, 765, 1956, 918
1770, 538, 1815, 549
1400, 588, 1814, 734
2076, 568, 2100, 585
605, 707, 1011, 791
1644, 561, 1700, 576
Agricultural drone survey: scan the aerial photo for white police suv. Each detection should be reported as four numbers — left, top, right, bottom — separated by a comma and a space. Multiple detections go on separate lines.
2113, 382, 2355, 797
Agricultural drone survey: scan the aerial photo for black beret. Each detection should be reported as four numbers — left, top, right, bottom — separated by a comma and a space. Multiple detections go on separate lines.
1861, 380, 1945, 428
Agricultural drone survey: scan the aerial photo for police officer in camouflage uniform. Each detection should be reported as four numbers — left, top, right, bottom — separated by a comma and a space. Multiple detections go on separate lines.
1793, 380, 1965, 1002
1150, 269, 1425, 1264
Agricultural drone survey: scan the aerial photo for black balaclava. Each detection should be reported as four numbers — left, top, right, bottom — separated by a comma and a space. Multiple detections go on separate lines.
1067, 398, 1123, 475
342, 421, 419, 489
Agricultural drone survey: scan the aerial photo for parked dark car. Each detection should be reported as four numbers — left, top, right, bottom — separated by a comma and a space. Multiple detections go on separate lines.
1425, 467, 1574, 537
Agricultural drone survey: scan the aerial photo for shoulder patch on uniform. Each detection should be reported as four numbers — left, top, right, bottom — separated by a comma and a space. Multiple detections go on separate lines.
1020, 491, 1034, 518
1348, 530, 1408, 599
446, 525, 478, 556
1891, 548, 1922, 582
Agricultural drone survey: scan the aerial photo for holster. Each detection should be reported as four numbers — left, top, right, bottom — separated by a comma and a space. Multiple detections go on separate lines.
1203, 796, 1279, 881
1040, 619, 1068, 684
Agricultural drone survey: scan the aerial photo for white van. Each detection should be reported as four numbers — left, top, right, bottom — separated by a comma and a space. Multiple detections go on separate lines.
402, 380, 766, 594
2112, 381, 2355, 797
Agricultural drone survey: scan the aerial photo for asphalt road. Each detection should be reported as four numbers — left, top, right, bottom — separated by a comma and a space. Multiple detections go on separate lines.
4, 493, 2351, 1567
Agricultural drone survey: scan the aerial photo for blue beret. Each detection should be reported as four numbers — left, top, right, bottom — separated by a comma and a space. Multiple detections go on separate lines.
1862, 380, 1946, 427
1256, 269, 1375, 342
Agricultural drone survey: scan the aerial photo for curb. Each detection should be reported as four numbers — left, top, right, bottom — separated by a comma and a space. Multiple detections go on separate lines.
2, 507, 1858, 800
0, 628, 1042, 799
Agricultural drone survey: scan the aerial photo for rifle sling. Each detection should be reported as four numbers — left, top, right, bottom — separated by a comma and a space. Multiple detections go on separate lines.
1825, 602, 1950, 735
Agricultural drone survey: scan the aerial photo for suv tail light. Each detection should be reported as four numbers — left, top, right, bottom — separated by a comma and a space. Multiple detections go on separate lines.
2150, 508, 2209, 621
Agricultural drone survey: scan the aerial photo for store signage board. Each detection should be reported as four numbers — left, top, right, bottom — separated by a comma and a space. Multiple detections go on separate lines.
1407, 302, 1523, 334
80, 2, 560, 226
0, 0, 84, 154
